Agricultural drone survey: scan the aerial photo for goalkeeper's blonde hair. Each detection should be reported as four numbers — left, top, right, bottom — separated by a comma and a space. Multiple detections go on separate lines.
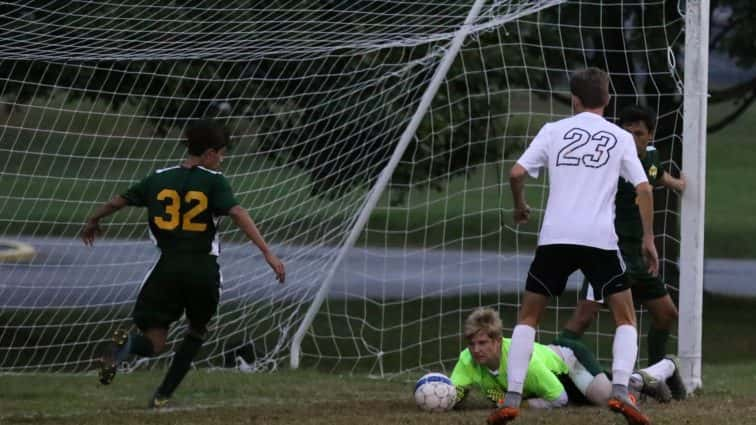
464, 307, 503, 340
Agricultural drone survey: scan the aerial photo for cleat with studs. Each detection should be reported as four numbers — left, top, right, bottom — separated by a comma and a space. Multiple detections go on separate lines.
148, 392, 171, 409
97, 329, 129, 385
486, 406, 519, 425
639, 370, 672, 403
664, 355, 687, 401
608, 393, 651, 425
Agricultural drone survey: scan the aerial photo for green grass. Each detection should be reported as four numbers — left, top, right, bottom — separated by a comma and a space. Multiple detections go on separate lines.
0, 364, 754, 425
2, 294, 755, 424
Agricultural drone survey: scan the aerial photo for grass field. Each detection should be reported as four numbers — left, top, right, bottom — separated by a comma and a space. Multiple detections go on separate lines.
2, 363, 756, 425
2, 293, 755, 425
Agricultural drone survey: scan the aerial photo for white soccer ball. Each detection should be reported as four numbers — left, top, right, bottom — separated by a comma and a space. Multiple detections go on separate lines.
413, 372, 457, 412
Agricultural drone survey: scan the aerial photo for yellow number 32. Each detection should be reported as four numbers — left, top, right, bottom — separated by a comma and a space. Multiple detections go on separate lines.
154, 189, 208, 232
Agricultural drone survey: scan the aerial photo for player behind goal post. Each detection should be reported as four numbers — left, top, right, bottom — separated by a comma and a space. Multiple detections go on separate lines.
556, 104, 687, 400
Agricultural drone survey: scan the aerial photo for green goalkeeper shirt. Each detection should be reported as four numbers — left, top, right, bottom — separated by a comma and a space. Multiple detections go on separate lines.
450, 338, 568, 405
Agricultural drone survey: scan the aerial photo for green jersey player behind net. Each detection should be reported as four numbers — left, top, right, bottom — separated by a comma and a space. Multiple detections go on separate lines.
558, 104, 687, 400
450, 308, 683, 424
81, 119, 285, 409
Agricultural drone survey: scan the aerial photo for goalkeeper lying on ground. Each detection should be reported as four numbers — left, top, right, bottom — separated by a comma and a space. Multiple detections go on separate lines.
451, 308, 684, 423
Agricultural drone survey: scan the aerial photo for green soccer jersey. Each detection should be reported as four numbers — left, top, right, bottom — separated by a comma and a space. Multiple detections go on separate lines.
450, 338, 568, 405
121, 165, 239, 255
614, 146, 665, 239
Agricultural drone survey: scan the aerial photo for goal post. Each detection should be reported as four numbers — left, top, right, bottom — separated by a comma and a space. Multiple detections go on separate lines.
290, 0, 492, 369
679, 0, 710, 392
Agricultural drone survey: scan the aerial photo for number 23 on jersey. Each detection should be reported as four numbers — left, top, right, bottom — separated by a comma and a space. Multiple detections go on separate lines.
556, 128, 618, 168
154, 189, 208, 232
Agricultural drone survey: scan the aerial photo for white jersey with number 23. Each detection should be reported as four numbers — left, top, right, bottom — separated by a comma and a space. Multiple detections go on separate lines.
516, 112, 648, 250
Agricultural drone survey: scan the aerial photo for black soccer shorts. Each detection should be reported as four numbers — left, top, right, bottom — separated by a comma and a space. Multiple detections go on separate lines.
525, 244, 629, 300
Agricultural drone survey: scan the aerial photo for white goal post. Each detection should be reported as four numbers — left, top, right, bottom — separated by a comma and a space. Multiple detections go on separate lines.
678, 0, 710, 392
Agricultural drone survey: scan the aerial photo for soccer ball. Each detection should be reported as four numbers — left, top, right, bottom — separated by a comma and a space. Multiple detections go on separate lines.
413, 372, 456, 412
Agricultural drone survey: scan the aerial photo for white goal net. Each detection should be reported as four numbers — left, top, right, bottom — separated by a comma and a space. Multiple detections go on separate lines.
0, 0, 699, 385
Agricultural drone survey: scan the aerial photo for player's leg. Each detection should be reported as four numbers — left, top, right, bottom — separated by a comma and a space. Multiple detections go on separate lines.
500, 245, 576, 415
548, 344, 611, 405
557, 277, 602, 344
499, 290, 548, 413
621, 236, 678, 366
627, 354, 684, 403
643, 293, 678, 365
605, 289, 651, 425
150, 255, 220, 407
566, 278, 599, 336
98, 258, 179, 385
606, 289, 637, 386
551, 339, 672, 405
582, 247, 649, 425
151, 327, 208, 407
141, 328, 169, 354
660, 355, 687, 400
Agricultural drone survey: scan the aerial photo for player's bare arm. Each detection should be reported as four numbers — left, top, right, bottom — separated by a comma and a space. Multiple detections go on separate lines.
228, 205, 286, 283
509, 163, 531, 224
660, 172, 686, 193
634, 182, 659, 276
81, 195, 129, 246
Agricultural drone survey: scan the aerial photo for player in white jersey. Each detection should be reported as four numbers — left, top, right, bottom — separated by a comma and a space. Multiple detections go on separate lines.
488, 68, 659, 425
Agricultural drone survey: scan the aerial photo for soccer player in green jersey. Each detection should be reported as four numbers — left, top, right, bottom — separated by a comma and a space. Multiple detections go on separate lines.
556, 104, 687, 400
81, 119, 285, 408
451, 308, 683, 424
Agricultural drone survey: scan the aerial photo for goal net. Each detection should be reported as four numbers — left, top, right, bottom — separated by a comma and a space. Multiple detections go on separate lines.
0, 0, 694, 382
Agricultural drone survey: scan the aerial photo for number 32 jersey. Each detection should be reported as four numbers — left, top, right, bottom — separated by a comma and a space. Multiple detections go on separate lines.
516, 112, 647, 250
121, 165, 239, 256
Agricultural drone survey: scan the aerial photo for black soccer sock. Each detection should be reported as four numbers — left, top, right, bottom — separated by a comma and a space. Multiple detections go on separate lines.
156, 334, 204, 397
647, 327, 669, 365
128, 333, 156, 358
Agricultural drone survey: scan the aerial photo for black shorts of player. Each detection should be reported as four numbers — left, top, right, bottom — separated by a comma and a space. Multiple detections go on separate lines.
526, 244, 629, 299
619, 239, 669, 303
133, 252, 220, 332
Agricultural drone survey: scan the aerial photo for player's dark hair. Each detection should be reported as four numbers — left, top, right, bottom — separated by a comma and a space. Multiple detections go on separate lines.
618, 104, 657, 132
184, 119, 230, 156
570, 67, 610, 109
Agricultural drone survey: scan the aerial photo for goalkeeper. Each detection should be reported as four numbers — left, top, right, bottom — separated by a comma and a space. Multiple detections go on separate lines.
450, 308, 683, 424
